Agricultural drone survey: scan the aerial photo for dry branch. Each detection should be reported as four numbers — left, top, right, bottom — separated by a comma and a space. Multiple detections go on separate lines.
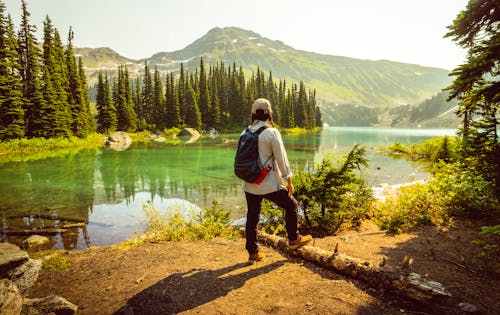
256, 230, 451, 303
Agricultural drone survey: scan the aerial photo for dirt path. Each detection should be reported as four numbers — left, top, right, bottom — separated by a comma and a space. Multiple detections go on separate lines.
28, 220, 499, 315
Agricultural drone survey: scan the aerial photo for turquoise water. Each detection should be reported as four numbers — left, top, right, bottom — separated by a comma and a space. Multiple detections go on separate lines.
0, 127, 456, 249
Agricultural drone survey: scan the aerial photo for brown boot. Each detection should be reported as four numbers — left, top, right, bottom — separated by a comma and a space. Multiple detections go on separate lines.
288, 234, 312, 249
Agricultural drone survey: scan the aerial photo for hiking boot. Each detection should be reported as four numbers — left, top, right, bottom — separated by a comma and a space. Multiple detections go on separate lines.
248, 251, 265, 262
288, 234, 312, 249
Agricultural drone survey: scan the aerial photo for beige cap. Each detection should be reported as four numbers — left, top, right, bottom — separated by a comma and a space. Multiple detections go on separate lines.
251, 98, 272, 114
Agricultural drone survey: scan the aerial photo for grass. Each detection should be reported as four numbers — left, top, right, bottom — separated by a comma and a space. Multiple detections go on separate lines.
114, 200, 239, 251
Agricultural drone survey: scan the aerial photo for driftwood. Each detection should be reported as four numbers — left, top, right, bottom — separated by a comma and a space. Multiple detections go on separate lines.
255, 230, 451, 304
6, 214, 88, 223
2, 228, 68, 236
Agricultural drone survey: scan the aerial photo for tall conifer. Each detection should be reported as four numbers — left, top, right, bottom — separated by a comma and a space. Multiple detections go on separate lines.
17, 0, 44, 137
0, 7, 25, 140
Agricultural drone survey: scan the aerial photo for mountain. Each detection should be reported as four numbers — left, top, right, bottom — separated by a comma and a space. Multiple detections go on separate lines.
75, 27, 452, 109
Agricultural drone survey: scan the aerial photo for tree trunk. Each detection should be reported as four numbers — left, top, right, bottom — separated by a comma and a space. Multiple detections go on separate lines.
255, 230, 451, 304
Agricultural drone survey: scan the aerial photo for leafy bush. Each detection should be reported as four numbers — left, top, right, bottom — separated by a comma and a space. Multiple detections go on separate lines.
374, 162, 499, 233
429, 162, 500, 216
374, 183, 451, 234
42, 254, 69, 270
291, 145, 372, 233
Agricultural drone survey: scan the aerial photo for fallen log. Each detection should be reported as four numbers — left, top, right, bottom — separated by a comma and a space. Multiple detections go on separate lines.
6, 214, 88, 223
1, 228, 68, 236
256, 230, 451, 304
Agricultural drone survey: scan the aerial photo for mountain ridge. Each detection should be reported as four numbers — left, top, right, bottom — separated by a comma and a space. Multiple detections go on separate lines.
75, 26, 452, 109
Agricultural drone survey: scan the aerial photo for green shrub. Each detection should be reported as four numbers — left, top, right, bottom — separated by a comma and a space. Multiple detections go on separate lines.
290, 145, 372, 233
42, 254, 69, 270
374, 183, 451, 234
374, 162, 499, 233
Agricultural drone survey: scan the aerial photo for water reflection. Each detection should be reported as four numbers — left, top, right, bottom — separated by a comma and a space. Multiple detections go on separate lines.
0, 127, 453, 250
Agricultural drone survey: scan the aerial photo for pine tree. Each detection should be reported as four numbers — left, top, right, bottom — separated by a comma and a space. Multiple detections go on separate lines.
165, 72, 180, 128
177, 62, 186, 124
198, 57, 210, 128
124, 67, 137, 131
0, 7, 25, 140
17, 0, 45, 138
207, 70, 220, 128
65, 27, 93, 137
141, 62, 153, 129
152, 65, 165, 130
133, 77, 143, 128
42, 16, 71, 137
96, 71, 116, 133
184, 81, 201, 130
78, 57, 95, 134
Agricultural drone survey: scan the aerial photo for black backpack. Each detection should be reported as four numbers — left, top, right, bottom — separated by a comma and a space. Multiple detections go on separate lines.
234, 126, 270, 183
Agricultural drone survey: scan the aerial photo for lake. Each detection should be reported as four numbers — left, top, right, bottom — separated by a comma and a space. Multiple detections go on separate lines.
0, 127, 456, 249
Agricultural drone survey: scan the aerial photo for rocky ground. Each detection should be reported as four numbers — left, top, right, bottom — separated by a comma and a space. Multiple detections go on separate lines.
23, 219, 500, 315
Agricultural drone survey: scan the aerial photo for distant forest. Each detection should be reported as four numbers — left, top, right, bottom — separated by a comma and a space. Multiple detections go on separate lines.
0, 1, 321, 140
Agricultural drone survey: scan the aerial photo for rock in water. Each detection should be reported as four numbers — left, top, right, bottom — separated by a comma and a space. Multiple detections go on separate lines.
106, 131, 132, 151
20, 235, 50, 250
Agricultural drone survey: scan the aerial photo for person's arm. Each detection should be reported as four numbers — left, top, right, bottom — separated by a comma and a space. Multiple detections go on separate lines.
270, 129, 293, 192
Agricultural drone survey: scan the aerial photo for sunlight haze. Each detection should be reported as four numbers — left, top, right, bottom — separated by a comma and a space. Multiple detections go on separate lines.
4, 0, 469, 70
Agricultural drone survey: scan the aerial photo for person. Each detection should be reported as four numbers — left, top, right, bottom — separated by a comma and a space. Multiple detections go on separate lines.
241, 98, 312, 262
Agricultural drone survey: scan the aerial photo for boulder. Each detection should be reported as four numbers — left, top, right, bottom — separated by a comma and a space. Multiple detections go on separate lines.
178, 128, 200, 143
23, 295, 78, 315
20, 235, 50, 251
105, 131, 132, 151
7, 258, 41, 295
0, 279, 23, 315
0, 243, 29, 278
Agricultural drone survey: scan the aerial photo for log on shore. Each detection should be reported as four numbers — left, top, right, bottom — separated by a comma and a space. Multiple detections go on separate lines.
256, 230, 451, 304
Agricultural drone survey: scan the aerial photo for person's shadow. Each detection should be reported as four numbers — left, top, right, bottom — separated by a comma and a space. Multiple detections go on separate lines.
114, 260, 286, 315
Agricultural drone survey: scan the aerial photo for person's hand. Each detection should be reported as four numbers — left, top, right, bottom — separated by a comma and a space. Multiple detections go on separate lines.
286, 178, 294, 196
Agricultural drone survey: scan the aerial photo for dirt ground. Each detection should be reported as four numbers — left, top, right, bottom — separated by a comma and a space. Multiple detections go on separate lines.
27, 219, 499, 315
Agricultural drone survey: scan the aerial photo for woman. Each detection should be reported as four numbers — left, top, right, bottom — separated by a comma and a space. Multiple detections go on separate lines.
241, 98, 312, 262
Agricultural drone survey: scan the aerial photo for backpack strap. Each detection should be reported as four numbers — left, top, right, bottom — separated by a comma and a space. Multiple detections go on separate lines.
253, 125, 268, 135
253, 125, 272, 168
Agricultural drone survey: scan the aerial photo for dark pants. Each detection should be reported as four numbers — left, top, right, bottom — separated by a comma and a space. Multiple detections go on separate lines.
244, 189, 299, 255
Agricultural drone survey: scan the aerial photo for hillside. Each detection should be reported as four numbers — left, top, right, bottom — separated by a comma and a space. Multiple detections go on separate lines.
75, 27, 451, 109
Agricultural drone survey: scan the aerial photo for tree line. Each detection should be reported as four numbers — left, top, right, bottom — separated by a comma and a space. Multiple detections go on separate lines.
0, 0, 321, 141
95, 59, 322, 134
0, 0, 94, 140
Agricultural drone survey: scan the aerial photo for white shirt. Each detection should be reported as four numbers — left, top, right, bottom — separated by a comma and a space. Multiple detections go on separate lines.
241, 120, 293, 195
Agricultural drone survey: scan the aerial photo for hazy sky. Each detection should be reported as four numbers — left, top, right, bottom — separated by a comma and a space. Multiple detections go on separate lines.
4, 0, 469, 70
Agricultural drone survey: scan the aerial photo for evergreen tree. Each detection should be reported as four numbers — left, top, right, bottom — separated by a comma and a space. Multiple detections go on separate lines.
42, 16, 71, 137
124, 67, 137, 131
0, 7, 24, 140
445, 0, 500, 187
17, 0, 45, 138
184, 80, 201, 129
198, 57, 210, 128
177, 62, 187, 124
141, 62, 153, 129
96, 71, 116, 133
78, 57, 95, 134
207, 71, 220, 128
165, 72, 180, 128
133, 77, 143, 128
152, 65, 165, 130
65, 27, 92, 137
